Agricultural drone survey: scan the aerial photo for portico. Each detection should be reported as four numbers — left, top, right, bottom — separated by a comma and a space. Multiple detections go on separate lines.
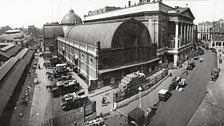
167, 7, 195, 67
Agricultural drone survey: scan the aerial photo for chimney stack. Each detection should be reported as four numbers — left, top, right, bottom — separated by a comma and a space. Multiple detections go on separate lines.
128, 1, 131, 7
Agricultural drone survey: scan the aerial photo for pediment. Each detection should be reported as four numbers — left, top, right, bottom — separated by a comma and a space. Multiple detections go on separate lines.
180, 8, 195, 20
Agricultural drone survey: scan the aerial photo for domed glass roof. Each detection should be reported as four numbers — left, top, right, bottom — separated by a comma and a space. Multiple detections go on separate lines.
61, 9, 82, 25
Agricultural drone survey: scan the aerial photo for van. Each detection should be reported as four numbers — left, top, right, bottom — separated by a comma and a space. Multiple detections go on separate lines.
158, 89, 171, 101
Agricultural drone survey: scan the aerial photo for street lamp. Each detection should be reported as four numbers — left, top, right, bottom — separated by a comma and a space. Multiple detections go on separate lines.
138, 86, 142, 108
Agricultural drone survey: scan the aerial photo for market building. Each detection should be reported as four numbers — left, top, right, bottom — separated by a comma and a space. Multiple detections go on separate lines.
57, 0, 196, 88
84, 0, 196, 68
57, 9, 158, 88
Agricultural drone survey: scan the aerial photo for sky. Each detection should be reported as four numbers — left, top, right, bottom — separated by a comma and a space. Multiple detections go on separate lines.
0, 0, 223, 28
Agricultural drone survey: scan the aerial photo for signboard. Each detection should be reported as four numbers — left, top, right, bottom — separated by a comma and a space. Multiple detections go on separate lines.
84, 101, 96, 117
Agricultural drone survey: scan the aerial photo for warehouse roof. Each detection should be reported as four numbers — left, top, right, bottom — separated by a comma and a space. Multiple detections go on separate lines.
0, 43, 22, 61
0, 59, 27, 119
0, 47, 33, 120
66, 18, 151, 49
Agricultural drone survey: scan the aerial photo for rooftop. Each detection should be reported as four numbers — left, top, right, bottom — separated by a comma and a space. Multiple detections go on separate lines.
0, 43, 22, 61
84, 1, 166, 21
5, 30, 22, 34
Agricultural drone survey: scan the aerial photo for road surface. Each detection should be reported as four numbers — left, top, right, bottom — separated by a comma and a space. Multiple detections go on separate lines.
148, 49, 217, 126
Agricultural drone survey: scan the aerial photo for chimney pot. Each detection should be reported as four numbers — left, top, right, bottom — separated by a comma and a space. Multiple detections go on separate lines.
128, 1, 131, 7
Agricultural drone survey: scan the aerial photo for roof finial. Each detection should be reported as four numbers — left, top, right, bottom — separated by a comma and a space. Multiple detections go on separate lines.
69, 9, 74, 13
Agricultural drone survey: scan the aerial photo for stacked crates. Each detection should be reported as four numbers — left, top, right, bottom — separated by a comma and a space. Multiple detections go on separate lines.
118, 72, 146, 98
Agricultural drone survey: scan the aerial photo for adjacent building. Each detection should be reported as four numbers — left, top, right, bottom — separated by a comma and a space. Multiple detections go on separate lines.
197, 21, 213, 41
0, 30, 24, 43
28, 25, 36, 37
57, 0, 196, 89
0, 43, 22, 66
0, 47, 34, 125
43, 22, 64, 53
210, 22, 224, 52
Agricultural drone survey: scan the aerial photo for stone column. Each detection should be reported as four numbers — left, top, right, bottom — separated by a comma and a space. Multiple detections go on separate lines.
189, 25, 191, 43
180, 22, 183, 47
189, 25, 192, 44
173, 53, 179, 68
175, 21, 179, 49
184, 23, 187, 45
186, 23, 189, 44
191, 25, 194, 43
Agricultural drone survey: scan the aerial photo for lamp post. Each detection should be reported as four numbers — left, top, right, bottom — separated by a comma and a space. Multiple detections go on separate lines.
138, 86, 142, 108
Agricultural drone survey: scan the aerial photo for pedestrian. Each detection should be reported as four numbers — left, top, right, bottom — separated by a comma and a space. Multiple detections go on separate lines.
169, 72, 172, 77
186, 70, 188, 75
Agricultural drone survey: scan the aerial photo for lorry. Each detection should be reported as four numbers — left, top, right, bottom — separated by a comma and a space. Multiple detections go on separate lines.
52, 79, 80, 97
55, 63, 69, 74
61, 92, 88, 111
211, 68, 219, 81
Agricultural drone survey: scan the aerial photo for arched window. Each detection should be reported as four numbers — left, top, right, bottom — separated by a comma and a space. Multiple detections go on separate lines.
216, 42, 219, 46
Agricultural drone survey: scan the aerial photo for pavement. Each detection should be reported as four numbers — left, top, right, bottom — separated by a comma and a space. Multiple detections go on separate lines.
148, 48, 217, 126
28, 55, 53, 126
117, 68, 187, 116
187, 49, 224, 126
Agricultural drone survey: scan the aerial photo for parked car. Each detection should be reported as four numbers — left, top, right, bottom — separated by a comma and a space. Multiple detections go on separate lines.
200, 57, 203, 62
158, 89, 171, 101
193, 57, 199, 60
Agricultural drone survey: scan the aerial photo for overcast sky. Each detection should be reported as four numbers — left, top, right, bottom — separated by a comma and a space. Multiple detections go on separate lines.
0, 0, 223, 28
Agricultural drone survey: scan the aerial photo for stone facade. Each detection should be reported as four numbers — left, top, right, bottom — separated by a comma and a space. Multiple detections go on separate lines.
197, 22, 213, 41
210, 22, 224, 53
